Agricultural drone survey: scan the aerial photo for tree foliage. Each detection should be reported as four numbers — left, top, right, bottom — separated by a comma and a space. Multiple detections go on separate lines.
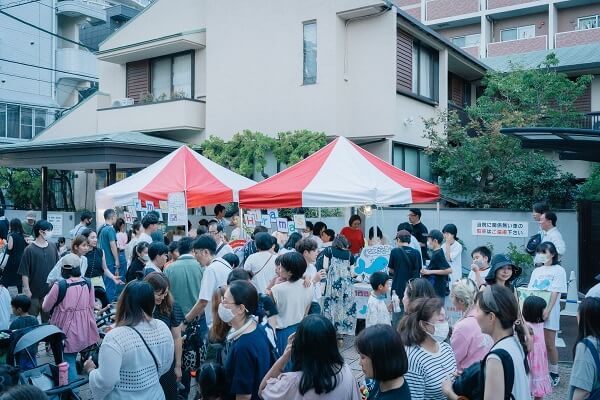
578, 163, 600, 201
0, 168, 75, 210
201, 130, 327, 179
424, 54, 584, 209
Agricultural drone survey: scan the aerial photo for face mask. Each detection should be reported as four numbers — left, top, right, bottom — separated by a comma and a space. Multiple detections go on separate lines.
533, 253, 546, 265
42, 230, 53, 240
218, 303, 236, 323
142, 254, 150, 262
426, 321, 449, 343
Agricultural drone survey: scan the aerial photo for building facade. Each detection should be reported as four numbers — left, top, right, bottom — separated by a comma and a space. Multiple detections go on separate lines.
37, 0, 486, 192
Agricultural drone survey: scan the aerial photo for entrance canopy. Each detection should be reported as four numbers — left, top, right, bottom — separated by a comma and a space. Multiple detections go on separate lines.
239, 136, 440, 208
96, 145, 255, 210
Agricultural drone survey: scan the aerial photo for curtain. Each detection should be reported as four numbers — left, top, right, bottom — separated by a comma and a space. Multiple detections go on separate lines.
152, 58, 171, 98
172, 54, 192, 97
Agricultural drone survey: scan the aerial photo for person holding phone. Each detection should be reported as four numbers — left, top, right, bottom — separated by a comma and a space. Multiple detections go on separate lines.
468, 246, 492, 289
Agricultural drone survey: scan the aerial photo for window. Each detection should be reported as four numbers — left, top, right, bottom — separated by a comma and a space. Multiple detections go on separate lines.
150, 52, 193, 99
451, 33, 480, 48
500, 25, 535, 42
411, 41, 439, 101
303, 21, 317, 85
0, 104, 5, 138
578, 15, 599, 30
0, 103, 54, 139
7, 105, 19, 139
34, 109, 47, 135
392, 143, 432, 181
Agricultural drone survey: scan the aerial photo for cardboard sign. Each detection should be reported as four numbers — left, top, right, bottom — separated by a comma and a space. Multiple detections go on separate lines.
132, 199, 142, 211
123, 211, 133, 224
293, 214, 306, 229
145, 201, 155, 212
159, 201, 168, 214
167, 192, 187, 226
244, 213, 257, 228
288, 222, 296, 234
260, 214, 271, 228
276, 218, 288, 233
268, 209, 278, 223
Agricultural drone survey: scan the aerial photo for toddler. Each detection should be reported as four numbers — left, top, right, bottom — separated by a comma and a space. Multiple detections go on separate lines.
366, 272, 391, 327
523, 295, 552, 399
9, 294, 39, 370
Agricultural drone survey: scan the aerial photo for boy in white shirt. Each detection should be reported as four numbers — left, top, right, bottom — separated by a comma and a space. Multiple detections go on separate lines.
295, 238, 325, 314
366, 272, 392, 327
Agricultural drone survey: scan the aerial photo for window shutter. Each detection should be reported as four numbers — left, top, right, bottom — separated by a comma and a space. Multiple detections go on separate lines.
450, 73, 465, 107
397, 29, 413, 92
126, 60, 150, 103
574, 83, 591, 113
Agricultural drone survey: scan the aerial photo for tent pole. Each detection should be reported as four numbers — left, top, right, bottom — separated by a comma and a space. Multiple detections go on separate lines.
184, 191, 188, 236
436, 201, 440, 229
239, 207, 245, 240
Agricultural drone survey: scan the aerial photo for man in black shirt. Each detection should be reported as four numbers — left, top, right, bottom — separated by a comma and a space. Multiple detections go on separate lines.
420, 229, 451, 299
387, 230, 421, 326
408, 208, 429, 261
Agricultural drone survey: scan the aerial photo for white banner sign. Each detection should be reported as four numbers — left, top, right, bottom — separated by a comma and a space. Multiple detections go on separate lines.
47, 214, 63, 235
167, 192, 187, 226
472, 220, 528, 238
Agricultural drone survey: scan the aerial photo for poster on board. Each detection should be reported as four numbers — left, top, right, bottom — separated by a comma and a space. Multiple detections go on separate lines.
276, 218, 288, 233
293, 214, 306, 229
167, 192, 187, 226
47, 214, 63, 235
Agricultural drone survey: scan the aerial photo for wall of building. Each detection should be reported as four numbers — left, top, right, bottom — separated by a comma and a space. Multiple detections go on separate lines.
395, 94, 441, 148
98, 61, 126, 101
492, 12, 548, 41
557, 3, 600, 32
437, 24, 481, 40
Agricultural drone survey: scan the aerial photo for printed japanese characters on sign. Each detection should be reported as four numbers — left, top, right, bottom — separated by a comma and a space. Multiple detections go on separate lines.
47, 214, 63, 235
123, 212, 133, 224
167, 192, 187, 226
292, 214, 306, 229
471, 220, 528, 238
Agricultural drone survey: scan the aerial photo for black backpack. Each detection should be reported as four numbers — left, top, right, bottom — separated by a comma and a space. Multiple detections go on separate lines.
50, 279, 92, 315
452, 348, 516, 400
526, 233, 542, 255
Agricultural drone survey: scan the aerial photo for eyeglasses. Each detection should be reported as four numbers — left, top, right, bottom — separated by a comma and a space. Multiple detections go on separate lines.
220, 297, 236, 306
208, 231, 219, 235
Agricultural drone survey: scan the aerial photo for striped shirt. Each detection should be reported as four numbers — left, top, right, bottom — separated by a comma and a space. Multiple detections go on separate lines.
405, 342, 457, 400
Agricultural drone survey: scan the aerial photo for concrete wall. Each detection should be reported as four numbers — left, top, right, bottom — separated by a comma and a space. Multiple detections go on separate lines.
557, 3, 600, 33
5, 210, 80, 240
34, 93, 103, 141
492, 12, 548, 41
395, 94, 439, 148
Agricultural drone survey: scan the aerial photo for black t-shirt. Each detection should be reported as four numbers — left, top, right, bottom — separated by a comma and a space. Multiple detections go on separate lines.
154, 302, 184, 330
388, 246, 421, 297
85, 247, 104, 278
368, 380, 412, 399
427, 248, 450, 298
257, 293, 278, 324
411, 222, 429, 261
17, 242, 59, 298
126, 258, 146, 283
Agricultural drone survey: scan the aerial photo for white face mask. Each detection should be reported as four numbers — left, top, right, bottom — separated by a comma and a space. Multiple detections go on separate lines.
42, 230, 53, 240
533, 253, 546, 265
218, 303, 236, 323
426, 321, 449, 343
141, 254, 150, 262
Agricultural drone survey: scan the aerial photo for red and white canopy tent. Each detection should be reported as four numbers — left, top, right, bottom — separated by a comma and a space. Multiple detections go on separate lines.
96, 145, 255, 216
239, 136, 440, 209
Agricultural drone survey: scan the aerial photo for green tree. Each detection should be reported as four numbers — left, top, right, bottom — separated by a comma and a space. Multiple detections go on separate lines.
578, 163, 600, 201
273, 130, 327, 166
0, 168, 76, 210
424, 54, 584, 209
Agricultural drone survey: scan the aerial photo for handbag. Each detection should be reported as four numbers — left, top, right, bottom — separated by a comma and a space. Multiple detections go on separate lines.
182, 321, 203, 370
452, 348, 515, 400
582, 338, 600, 400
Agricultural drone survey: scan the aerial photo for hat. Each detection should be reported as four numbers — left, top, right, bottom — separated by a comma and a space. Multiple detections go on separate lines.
395, 230, 412, 241
61, 254, 81, 269
485, 254, 522, 283
425, 229, 443, 243
26, 211, 36, 220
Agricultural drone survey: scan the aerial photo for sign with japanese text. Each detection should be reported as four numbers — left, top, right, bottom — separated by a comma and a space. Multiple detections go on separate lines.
47, 214, 63, 235
167, 192, 187, 226
471, 220, 528, 238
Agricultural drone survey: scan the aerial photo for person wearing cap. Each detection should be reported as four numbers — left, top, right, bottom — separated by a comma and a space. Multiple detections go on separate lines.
42, 253, 99, 386
18, 219, 59, 322
22, 211, 36, 237
420, 230, 452, 299
484, 254, 522, 288
388, 229, 422, 326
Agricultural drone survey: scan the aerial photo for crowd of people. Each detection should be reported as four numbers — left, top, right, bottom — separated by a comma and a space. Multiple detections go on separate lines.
0, 202, 596, 400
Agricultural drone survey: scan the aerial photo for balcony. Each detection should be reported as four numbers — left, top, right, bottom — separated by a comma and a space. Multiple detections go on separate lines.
487, 0, 537, 10
97, 98, 206, 134
461, 45, 480, 58
487, 35, 546, 57
55, 48, 98, 82
426, 0, 479, 21
556, 27, 600, 48
56, 0, 106, 24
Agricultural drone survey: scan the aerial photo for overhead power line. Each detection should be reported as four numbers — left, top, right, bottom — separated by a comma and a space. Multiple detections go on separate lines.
0, 57, 98, 80
0, 9, 98, 51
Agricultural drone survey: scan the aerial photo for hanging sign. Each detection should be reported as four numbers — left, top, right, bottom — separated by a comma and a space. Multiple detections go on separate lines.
268, 209, 279, 223
293, 214, 306, 229
276, 218, 288, 233
260, 214, 271, 228
167, 192, 187, 226
244, 213, 257, 228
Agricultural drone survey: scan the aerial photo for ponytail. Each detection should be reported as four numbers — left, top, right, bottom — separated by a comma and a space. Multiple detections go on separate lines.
398, 297, 443, 347
514, 320, 530, 374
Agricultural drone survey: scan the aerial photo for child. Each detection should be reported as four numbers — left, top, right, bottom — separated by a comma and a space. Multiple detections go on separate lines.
196, 362, 228, 400
366, 271, 391, 328
528, 241, 567, 387
9, 294, 39, 370
523, 295, 552, 400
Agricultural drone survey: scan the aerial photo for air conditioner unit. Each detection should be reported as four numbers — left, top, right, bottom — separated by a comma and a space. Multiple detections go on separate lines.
112, 98, 134, 107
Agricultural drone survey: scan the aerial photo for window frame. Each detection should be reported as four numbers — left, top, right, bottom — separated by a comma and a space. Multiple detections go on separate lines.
411, 40, 439, 102
500, 25, 535, 42
392, 142, 432, 182
302, 20, 317, 85
451, 33, 480, 48
149, 50, 195, 100
577, 15, 599, 30
0, 103, 55, 139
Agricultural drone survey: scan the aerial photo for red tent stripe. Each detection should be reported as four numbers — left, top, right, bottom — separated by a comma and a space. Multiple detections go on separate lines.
238, 138, 339, 208
347, 140, 440, 203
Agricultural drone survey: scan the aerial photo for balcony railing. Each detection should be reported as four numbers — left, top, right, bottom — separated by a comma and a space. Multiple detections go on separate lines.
56, 0, 106, 24
426, 0, 479, 21
487, 35, 547, 57
556, 27, 600, 48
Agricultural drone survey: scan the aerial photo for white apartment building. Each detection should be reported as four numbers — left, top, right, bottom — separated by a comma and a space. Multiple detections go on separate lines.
36, 0, 486, 189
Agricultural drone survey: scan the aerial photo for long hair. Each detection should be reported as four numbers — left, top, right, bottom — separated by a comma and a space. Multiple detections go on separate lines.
115, 280, 155, 327
209, 286, 230, 342
8, 218, 24, 235
477, 285, 529, 373
144, 272, 173, 317
291, 315, 344, 395
284, 232, 302, 250
574, 297, 600, 356
398, 297, 443, 347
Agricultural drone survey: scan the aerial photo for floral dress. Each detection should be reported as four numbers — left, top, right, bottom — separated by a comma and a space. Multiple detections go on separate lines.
322, 247, 357, 335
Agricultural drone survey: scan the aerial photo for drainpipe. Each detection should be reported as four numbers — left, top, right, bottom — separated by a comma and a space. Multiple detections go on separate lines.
52, 0, 57, 103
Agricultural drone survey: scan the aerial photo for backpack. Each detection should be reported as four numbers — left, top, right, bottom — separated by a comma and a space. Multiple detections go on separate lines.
50, 279, 92, 315
582, 338, 600, 400
452, 348, 516, 400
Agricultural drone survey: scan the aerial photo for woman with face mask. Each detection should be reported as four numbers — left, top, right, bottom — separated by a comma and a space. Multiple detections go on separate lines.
42, 253, 100, 386
398, 296, 456, 400
221, 280, 272, 400
125, 241, 150, 283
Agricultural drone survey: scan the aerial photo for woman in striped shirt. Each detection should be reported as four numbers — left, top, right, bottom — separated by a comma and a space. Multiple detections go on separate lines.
398, 297, 456, 400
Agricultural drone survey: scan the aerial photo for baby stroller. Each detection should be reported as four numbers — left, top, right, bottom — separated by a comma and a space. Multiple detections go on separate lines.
5, 324, 88, 399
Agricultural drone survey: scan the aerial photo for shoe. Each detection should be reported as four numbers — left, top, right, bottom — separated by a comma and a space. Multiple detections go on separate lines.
550, 372, 560, 387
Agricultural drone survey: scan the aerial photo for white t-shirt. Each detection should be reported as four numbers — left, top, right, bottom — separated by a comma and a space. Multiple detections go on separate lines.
443, 241, 463, 283
528, 264, 567, 331
487, 336, 532, 400
243, 251, 276, 294
137, 232, 152, 244
468, 267, 490, 287
46, 255, 89, 285
0, 286, 11, 330
271, 279, 312, 329
540, 227, 566, 256
198, 258, 232, 326
586, 282, 600, 298
304, 264, 321, 301
366, 295, 391, 327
